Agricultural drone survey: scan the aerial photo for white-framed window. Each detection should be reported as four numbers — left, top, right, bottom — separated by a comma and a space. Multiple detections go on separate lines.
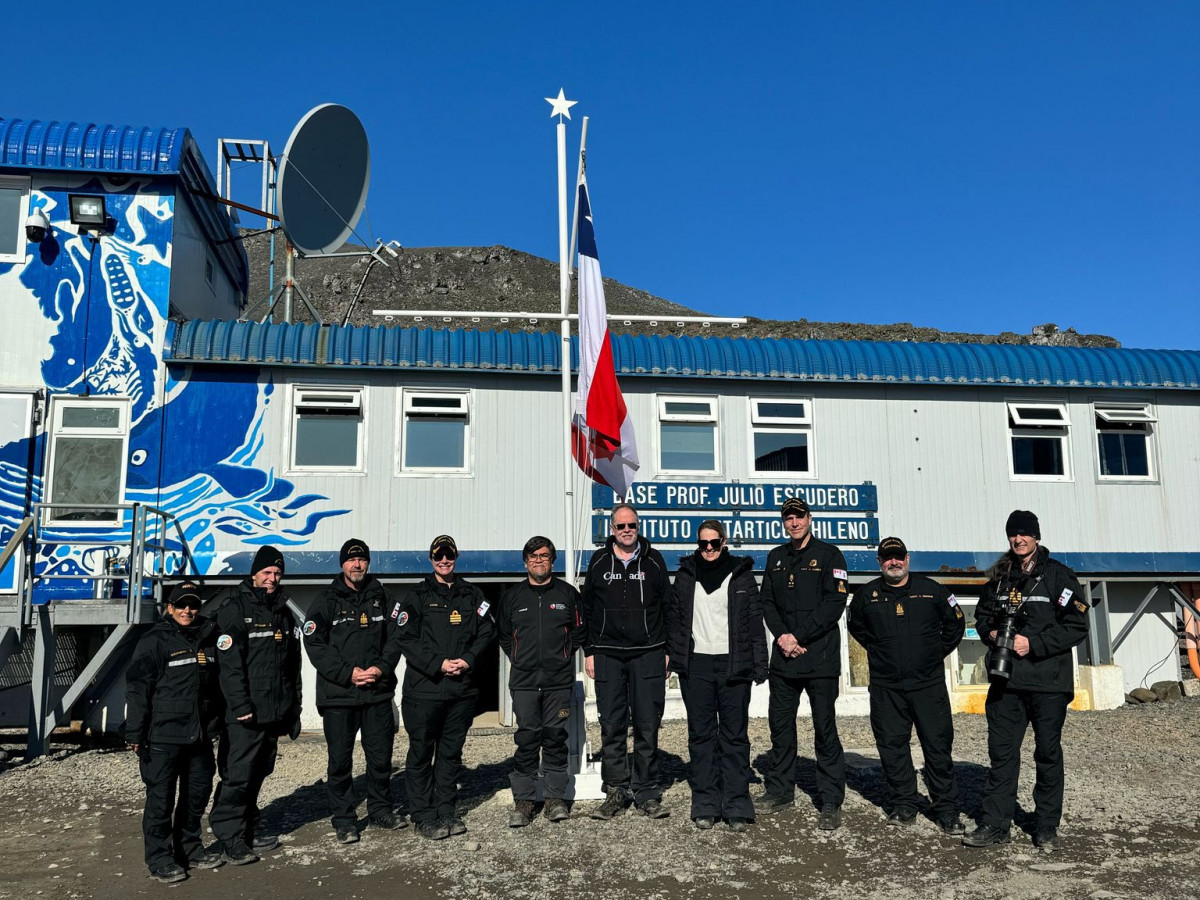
1094, 402, 1156, 480
0, 175, 32, 263
749, 398, 813, 475
289, 386, 365, 472
657, 395, 719, 474
44, 397, 130, 523
1007, 401, 1071, 480
399, 389, 470, 473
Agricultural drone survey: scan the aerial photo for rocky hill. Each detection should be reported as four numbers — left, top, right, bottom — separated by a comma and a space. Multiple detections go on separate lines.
238, 232, 1120, 347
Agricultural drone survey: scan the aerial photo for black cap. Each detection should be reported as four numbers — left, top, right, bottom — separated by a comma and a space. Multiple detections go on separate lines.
340, 539, 370, 566
168, 581, 202, 608
1005, 510, 1041, 540
877, 537, 908, 560
780, 497, 811, 517
429, 534, 458, 556
251, 545, 285, 577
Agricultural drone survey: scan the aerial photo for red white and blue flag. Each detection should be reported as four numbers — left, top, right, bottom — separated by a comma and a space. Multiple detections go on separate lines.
571, 175, 639, 497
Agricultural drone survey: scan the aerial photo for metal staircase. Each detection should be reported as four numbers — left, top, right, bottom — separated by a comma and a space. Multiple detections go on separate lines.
0, 503, 200, 758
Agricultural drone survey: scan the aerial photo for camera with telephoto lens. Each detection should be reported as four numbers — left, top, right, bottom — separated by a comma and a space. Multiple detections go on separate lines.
987, 588, 1024, 681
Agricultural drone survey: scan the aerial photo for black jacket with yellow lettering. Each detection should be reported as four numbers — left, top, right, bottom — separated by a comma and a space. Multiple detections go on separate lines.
847, 573, 964, 690
392, 575, 496, 700
303, 574, 401, 708
760, 536, 849, 678
497, 577, 586, 691
975, 546, 1088, 693
125, 614, 224, 745
214, 581, 302, 725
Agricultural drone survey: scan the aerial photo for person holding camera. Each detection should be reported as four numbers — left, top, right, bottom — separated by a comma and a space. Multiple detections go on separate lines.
963, 511, 1089, 853
847, 537, 964, 834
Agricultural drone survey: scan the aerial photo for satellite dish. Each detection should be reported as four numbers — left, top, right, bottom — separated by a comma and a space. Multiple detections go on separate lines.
277, 103, 371, 257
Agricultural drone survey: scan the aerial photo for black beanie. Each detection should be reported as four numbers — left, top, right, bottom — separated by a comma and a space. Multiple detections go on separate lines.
251, 545, 285, 576
340, 539, 370, 566
1005, 510, 1041, 540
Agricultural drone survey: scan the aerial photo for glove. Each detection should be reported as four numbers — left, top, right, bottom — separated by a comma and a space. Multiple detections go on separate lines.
288, 715, 302, 741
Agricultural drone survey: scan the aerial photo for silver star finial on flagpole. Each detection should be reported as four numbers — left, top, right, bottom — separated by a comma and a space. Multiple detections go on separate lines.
545, 88, 578, 121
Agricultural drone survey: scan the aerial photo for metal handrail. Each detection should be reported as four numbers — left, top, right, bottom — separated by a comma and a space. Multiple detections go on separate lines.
26, 502, 201, 624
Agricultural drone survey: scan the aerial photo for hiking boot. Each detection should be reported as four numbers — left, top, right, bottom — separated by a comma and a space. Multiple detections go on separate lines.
447, 817, 467, 836
887, 809, 918, 827
544, 798, 570, 823
962, 824, 1011, 847
753, 794, 793, 816
1034, 828, 1059, 853
818, 803, 842, 831
220, 842, 259, 866
589, 790, 629, 820
415, 820, 450, 841
937, 814, 966, 836
636, 798, 669, 819
251, 834, 280, 853
727, 817, 752, 833
335, 826, 359, 844
150, 861, 187, 884
693, 816, 716, 830
369, 811, 408, 830
187, 847, 225, 869
509, 800, 536, 828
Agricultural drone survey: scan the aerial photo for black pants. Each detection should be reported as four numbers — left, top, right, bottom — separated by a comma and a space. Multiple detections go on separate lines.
679, 653, 753, 820
593, 648, 666, 803
509, 688, 572, 801
765, 672, 845, 807
139, 740, 217, 869
980, 684, 1072, 831
868, 681, 959, 818
209, 721, 281, 849
322, 701, 396, 829
401, 693, 475, 825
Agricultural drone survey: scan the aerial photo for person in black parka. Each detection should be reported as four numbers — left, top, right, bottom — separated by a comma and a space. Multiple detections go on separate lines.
125, 581, 225, 883
666, 519, 767, 831
303, 539, 407, 844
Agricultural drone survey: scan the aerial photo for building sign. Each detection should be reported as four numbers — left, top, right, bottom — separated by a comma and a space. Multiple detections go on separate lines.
591, 482, 879, 547
591, 482, 877, 512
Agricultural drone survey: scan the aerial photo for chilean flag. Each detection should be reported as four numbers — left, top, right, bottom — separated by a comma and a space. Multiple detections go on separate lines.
571, 175, 639, 497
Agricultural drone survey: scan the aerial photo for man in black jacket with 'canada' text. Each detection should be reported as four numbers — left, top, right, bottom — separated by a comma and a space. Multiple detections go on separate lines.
583, 503, 673, 821
756, 497, 850, 830
848, 536, 965, 834
498, 536, 587, 827
303, 539, 407, 844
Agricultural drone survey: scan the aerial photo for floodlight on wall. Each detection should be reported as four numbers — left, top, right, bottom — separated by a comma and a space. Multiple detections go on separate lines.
68, 194, 107, 232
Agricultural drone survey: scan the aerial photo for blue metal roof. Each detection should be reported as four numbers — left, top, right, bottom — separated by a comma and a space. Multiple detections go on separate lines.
0, 117, 247, 294
166, 321, 1200, 390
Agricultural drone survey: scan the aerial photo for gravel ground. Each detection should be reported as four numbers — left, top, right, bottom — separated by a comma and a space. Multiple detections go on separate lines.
2, 700, 1198, 900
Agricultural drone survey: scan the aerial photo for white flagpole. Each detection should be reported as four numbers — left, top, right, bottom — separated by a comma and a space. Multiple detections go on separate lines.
557, 115, 577, 588
568, 116, 590, 276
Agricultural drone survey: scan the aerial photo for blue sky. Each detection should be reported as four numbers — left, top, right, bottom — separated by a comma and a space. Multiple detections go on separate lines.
3, 1, 1197, 349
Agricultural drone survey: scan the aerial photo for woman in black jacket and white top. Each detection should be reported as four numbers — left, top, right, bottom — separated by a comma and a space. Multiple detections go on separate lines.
667, 520, 768, 831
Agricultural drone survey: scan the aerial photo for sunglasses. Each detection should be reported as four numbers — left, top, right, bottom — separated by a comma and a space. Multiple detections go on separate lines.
431, 549, 457, 562
612, 522, 638, 531
171, 601, 201, 611
697, 538, 723, 551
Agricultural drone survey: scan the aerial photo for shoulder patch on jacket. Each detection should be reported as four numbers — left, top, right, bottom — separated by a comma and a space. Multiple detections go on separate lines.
1057, 588, 1074, 607
477, 600, 490, 617
948, 594, 958, 607
217, 634, 233, 651
832, 568, 848, 581
1073, 599, 1088, 614
303, 620, 316, 636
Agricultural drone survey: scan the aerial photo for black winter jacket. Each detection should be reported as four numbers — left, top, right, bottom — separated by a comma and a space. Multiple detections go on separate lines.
847, 573, 965, 690
303, 574, 402, 708
760, 536, 849, 678
125, 614, 224, 745
581, 536, 671, 655
666, 553, 768, 683
497, 578, 587, 691
214, 581, 303, 725
393, 575, 496, 700
975, 546, 1089, 693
